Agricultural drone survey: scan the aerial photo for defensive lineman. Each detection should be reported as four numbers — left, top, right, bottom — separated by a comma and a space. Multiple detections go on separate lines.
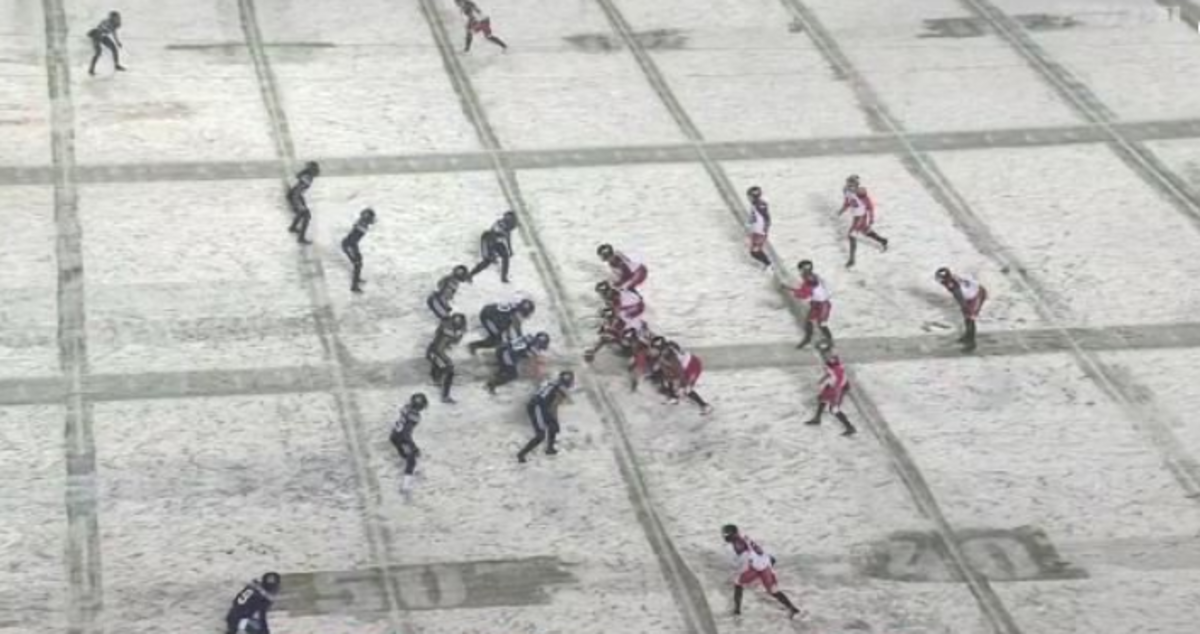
342, 208, 375, 293
469, 210, 518, 283
286, 161, 319, 244
467, 299, 535, 354
426, 313, 467, 403
390, 393, 429, 495
517, 370, 574, 463
87, 11, 126, 76
225, 572, 281, 634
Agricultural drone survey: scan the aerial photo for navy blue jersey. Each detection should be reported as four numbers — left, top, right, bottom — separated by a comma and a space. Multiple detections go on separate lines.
226, 582, 273, 628
91, 16, 121, 40
343, 218, 371, 247
436, 274, 462, 302
429, 318, 465, 354
530, 377, 570, 413
490, 218, 514, 251
499, 334, 542, 366
480, 302, 520, 334
392, 405, 421, 440
287, 169, 315, 203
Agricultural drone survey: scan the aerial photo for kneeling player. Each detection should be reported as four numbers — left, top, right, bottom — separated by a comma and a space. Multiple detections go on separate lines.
225, 572, 281, 634
518, 370, 574, 463
426, 313, 466, 403
486, 332, 550, 393
804, 341, 856, 436
722, 525, 803, 619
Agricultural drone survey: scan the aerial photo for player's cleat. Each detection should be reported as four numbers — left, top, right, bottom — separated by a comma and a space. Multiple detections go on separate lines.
701, 405, 714, 416
517, 453, 528, 463
841, 426, 857, 437
545, 447, 558, 456
441, 395, 457, 404
804, 418, 821, 426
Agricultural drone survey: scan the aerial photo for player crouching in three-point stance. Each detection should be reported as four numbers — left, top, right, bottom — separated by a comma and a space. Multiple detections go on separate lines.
225, 572, 281, 634
651, 336, 712, 415
722, 524, 804, 620
792, 259, 834, 349
390, 393, 429, 495
518, 370, 574, 463
935, 266, 987, 353
804, 341, 857, 436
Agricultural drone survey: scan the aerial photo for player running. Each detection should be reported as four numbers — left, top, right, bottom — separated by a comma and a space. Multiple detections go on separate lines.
839, 175, 889, 268
722, 524, 804, 619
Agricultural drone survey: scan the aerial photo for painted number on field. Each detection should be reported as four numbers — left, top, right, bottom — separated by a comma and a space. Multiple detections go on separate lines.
862, 526, 1087, 583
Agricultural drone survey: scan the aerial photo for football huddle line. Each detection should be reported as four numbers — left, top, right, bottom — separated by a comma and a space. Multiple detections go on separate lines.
236, 0, 412, 631
4, 117, 1200, 187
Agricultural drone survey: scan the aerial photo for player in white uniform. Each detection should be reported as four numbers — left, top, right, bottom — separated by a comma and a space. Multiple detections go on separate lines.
838, 175, 889, 268
935, 267, 987, 352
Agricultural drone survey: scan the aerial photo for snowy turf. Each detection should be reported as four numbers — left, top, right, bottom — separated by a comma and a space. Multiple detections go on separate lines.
4, 0, 1200, 632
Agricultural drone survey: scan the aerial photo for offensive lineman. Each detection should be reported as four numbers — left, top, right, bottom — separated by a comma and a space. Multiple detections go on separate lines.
486, 332, 551, 393
517, 370, 574, 463
225, 572, 281, 634
468, 299, 535, 354
722, 525, 803, 619
286, 161, 319, 244
469, 210, 518, 283
390, 393, 429, 495
427, 313, 467, 403
342, 208, 375, 293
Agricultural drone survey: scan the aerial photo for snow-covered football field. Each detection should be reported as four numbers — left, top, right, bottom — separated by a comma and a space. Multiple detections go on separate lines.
3, 0, 1200, 633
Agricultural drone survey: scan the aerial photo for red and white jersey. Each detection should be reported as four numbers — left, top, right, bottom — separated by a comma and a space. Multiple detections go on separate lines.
612, 288, 645, 320
956, 276, 982, 301
819, 358, 848, 392
728, 533, 773, 572
841, 185, 875, 221
609, 251, 646, 288
747, 199, 770, 235
793, 274, 831, 303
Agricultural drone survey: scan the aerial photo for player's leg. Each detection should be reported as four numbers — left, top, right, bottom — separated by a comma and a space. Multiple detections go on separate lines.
544, 416, 559, 455
517, 403, 546, 462
102, 36, 124, 70
846, 235, 858, 268
438, 356, 456, 403
88, 34, 103, 75
831, 398, 856, 436
805, 402, 826, 426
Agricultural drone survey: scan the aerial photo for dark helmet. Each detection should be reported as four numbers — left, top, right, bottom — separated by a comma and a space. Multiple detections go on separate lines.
621, 326, 639, 342
449, 313, 467, 330
360, 208, 376, 223
650, 335, 668, 350
304, 161, 320, 176
797, 259, 814, 274
595, 281, 615, 297
721, 524, 739, 543
108, 10, 122, 23
260, 572, 282, 593
597, 244, 615, 260
559, 370, 575, 388
599, 306, 616, 320
502, 210, 518, 228
747, 186, 762, 200
410, 393, 429, 411
935, 267, 952, 282
533, 332, 551, 349
452, 265, 471, 282
846, 174, 861, 188
517, 298, 535, 317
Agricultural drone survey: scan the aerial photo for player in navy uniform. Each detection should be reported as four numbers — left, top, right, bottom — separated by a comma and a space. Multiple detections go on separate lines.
426, 313, 467, 403
467, 299, 535, 354
469, 210, 518, 283
87, 11, 125, 76
426, 265, 472, 320
486, 332, 550, 393
518, 370, 574, 463
286, 161, 320, 244
225, 572, 281, 634
390, 393, 429, 494
342, 208, 375, 293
